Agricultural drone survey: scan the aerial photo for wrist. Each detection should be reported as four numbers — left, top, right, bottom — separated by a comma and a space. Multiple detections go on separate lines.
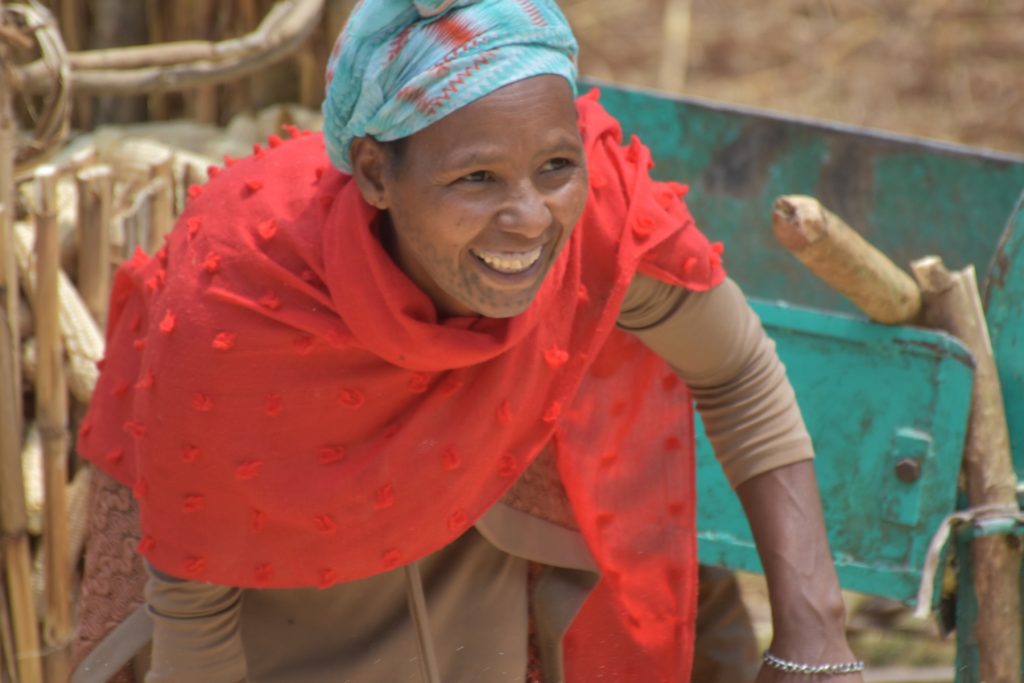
769, 591, 852, 661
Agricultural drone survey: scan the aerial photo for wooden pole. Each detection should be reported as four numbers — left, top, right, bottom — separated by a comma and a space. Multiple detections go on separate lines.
0, 4, 45, 681
145, 0, 170, 120
911, 256, 1022, 683
772, 195, 923, 324
147, 145, 175, 252
76, 165, 113, 325
33, 166, 72, 683
0, 307, 44, 683
0, 576, 18, 682
193, 0, 220, 124
0, 0, 19, 391
657, 0, 691, 93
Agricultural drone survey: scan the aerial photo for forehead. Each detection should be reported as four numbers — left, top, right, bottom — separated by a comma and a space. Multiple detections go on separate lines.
403, 75, 581, 164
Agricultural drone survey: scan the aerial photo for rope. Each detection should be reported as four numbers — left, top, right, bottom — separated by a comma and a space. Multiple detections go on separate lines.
913, 502, 1024, 618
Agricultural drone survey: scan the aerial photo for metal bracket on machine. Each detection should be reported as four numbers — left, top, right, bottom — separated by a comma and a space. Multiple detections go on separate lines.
880, 427, 934, 528
913, 502, 1024, 618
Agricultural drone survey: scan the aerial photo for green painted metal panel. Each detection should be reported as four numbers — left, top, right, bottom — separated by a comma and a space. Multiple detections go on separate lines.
586, 80, 1024, 315
695, 300, 974, 603
985, 192, 1024, 475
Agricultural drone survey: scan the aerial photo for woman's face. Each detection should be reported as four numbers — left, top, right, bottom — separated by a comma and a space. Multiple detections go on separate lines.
353, 75, 588, 318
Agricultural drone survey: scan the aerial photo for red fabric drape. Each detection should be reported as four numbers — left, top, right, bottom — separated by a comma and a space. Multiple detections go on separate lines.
79, 91, 724, 680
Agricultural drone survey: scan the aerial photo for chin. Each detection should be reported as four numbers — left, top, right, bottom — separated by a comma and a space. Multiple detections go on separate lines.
464, 291, 538, 319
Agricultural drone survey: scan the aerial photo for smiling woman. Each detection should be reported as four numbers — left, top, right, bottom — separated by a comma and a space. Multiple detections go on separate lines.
75, 1, 864, 682
351, 76, 588, 318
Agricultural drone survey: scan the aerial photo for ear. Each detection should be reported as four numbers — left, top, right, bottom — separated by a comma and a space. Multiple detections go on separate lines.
349, 137, 391, 210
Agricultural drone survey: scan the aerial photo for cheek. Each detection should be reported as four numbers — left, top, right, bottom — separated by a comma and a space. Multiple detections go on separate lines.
555, 176, 590, 235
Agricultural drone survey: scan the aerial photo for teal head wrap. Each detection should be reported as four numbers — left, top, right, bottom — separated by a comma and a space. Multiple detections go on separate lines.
322, 0, 579, 172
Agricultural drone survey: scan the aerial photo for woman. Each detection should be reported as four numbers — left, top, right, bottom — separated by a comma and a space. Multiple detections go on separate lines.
78, 0, 865, 680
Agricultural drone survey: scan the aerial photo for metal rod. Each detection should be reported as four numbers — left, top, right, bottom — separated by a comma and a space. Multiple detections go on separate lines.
403, 562, 442, 683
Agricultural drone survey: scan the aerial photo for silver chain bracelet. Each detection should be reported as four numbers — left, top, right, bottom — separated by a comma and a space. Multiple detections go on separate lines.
763, 651, 865, 676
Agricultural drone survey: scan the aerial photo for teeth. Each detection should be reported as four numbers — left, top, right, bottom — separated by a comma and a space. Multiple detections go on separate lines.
472, 246, 543, 274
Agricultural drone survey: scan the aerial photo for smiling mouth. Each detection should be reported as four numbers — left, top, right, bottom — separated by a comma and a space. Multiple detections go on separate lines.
470, 246, 545, 275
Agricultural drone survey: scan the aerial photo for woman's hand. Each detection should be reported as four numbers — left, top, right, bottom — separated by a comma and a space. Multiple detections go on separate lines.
735, 461, 864, 683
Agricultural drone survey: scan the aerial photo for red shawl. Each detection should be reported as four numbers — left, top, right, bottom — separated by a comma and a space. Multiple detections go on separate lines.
80, 91, 725, 681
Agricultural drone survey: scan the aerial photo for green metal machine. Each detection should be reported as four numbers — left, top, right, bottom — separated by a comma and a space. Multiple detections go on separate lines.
591, 81, 1024, 681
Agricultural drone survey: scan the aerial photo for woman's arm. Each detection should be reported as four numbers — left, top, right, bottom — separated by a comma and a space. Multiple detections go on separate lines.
736, 460, 859, 679
621, 273, 863, 680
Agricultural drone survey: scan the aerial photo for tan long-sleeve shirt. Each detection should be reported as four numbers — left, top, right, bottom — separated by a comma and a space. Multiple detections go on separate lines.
142, 275, 813, 683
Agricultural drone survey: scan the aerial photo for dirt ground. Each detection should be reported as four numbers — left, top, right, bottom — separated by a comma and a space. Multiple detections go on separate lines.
564, 0, 1024, 156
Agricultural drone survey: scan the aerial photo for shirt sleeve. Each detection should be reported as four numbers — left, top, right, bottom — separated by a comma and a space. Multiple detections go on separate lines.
144, 564, 247, 683
617, 273, 814, 488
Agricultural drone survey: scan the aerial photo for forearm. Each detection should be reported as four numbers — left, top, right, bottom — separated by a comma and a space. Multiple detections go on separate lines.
735, 460, 852, 660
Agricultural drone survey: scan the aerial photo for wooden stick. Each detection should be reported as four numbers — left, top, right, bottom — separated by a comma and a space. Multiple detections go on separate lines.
17, 0, 325, 96
58, 0, 81, 52
145, 0, 170, 120
76, 165, 113, 326
32, 166, 72, 683
0, 0, 19, 395
147, 147, 176, 252
0, 574, 17, 683
657, 0, 691, 93
148, 177, 174, 253
911, 256, 1022, 683
0, 5, 43, 680
773, 195, 923, 324
0, 306, 44, 683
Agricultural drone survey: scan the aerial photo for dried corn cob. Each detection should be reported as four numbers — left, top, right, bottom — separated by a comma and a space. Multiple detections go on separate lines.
21, 423, 43, 536
14, 222, 104, 403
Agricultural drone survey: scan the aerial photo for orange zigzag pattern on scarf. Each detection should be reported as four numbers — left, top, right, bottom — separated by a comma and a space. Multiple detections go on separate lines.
513, 0, 547, 27
423, 50, 498, 116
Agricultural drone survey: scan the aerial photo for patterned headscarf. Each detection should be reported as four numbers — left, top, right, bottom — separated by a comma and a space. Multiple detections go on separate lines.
322, 0, 579, 172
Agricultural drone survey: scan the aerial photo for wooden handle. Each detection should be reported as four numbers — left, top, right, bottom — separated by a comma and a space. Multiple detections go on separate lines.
772, 195, 922, 324
911, 255, 1021, 682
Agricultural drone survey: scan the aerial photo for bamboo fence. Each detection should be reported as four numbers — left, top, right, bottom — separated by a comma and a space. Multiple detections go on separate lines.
0, 2, 335, 680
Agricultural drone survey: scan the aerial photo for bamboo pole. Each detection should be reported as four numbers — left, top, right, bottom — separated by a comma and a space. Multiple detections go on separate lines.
657, 0, 691, 93
194, 0, 220, 124
911, 256, 1022, 683
145, 0, 170, 120
772, 195, 923, 324
0, 306, 44, 683
147, 177, 173, 253
0, 3, 44, 680
57, 0, 81, 52
33, 166, 72, 683
0, 0, 18, 391
0, 577, 17, 682
146, 144, 176, 252
76, 165, 113, 325
231, 0, 258, 114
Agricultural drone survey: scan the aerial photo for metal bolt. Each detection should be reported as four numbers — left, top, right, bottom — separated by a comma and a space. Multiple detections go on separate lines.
894, 458, 922, 483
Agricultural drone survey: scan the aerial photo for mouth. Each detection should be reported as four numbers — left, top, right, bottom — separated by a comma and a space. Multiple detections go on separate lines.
469, 245, 545, 276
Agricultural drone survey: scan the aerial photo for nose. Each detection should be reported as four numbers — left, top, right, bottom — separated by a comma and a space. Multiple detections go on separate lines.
496, 180, 551, 239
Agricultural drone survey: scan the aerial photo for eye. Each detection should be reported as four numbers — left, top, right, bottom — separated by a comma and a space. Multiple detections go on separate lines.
458, 170, 494, 183
541, 157, 575, 173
